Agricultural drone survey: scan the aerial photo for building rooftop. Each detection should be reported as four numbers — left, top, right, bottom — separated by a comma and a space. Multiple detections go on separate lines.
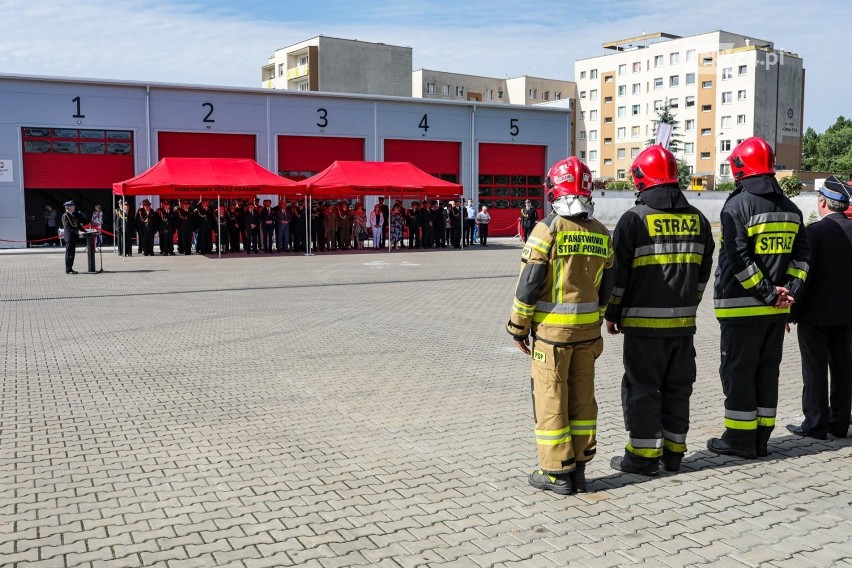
602, 32, 681, 51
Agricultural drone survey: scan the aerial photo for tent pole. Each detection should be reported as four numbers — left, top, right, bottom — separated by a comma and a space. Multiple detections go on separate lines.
303, 194, 314, 257
460, 193, 464, 251
217, 194, 221, 259
387, 194, 391, 253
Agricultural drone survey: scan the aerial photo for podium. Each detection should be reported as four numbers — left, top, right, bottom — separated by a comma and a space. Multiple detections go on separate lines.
82, 231, 100, 273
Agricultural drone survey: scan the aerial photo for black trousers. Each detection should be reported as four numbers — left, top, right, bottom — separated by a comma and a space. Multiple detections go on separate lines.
719, 321, 785, 449
229, 228, 241, 252
64, 235, 77, 271
522, 224, 534, 242
408, 225, 419, 248
798, 324, 852, 437
246, 229, 259, 252
159, 229, 174, 254
478, 224, 489, 245
622, 335, 696, 461
464, 219, 475, 245
179, 229, 193, 255
139, 228, 155, 255
262, 225, 274, 252
422, 224, 433, 248
117, 229, 133, 255
196, 229, 212, 254
450, 225, 461, 248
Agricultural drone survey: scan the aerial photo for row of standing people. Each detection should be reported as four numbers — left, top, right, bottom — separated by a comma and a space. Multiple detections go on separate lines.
508, 138, 851, 496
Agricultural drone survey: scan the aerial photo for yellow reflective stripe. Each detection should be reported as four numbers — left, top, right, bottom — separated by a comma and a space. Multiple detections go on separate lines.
620, 317, 696, 329
526, 236, 551, 255
631, 253, 703, 268
552, 259, 564, 304
725, 418, 757, 430
513, 298, 535, 316
599, 306, 607, 316
747, 222, 799, 236
663, 439, 687, 453
533, 311, 602, 325
535, 425, 572, 445
536, 436, 571, 446
757, 416, 776, 427
535, 425, 571, 436
594, 262, 605, 288
626, 443, 663, 458
569, 420, 596, 436
715, 306, 790, 318
739, 270, 763, 290
786, 267, 807, 281
608, 295, 622, 305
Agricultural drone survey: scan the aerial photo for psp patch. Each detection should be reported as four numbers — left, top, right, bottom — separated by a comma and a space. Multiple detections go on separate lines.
533, 350, 547, 362
521, 246, 532, 259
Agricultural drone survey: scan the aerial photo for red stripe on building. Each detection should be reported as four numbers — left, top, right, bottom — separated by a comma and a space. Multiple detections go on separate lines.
278, 136, 364, 178
383, 140, 460, 178
157, 132, 257, 159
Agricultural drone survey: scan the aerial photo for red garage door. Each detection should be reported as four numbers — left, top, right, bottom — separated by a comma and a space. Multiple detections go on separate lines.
278, 136, 364, 180
384, 140, 460, 183
479, 143, 546, 237
157, 132, 256, 159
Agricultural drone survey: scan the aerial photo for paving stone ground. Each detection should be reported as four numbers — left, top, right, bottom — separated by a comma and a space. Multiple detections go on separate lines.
2, 240, 851, 568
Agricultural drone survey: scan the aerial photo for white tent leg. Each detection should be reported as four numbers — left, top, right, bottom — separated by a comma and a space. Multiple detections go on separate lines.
217, 194, 221, 259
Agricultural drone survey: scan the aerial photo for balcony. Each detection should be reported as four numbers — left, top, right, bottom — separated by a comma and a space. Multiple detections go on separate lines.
286, 64, 309, 80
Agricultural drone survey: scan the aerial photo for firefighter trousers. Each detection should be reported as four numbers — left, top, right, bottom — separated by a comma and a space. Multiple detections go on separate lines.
621, 334, 696, 462
530, 336, 602, 474
797, 323, 852, 438
719, 321, 784, 449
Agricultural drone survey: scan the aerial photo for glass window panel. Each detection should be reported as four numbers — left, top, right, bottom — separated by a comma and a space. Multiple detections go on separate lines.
527, 176, 542, 186
493, 199, 510, 209
107, 142, 131, 155
52, 129, 79, 138
511, 187, 526, 197
511, 175, 527, 185
80, 130, 105, 139
80, 142, 105, 154
494, 175, 510, 185
52, 141, 79, 153
478, 187, 492, 196
106, 131, 133, 140
526, 187, 543, 197
493, 187, 510, 197
24, 140, 51, 153
23, 128, 50, 137
478, 174, 493, 185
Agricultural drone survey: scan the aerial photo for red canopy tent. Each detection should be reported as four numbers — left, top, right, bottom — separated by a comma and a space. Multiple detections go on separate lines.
112, 157, 297, 197
293, 160, 462, 198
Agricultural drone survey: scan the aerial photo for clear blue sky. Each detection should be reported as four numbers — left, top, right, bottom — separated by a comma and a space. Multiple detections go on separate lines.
1, 0, 847, 132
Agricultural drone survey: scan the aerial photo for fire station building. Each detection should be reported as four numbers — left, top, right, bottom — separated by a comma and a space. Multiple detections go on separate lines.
0, 74, 571, 247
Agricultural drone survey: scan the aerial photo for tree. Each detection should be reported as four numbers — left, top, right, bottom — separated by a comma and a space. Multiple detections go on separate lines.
801, 116, 852, 177
647, 99, 684, 154
778, 174, 802, 197
677, 160, 691, 190
801, 127, 819, 171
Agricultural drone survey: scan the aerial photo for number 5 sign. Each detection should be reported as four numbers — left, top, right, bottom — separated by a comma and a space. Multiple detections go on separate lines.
0, 160, 13, 182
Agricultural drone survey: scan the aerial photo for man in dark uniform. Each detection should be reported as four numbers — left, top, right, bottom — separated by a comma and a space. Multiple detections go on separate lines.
227, 203, 242, 253
135, 199, 156, 256
243, 202, 260, 254
419, 200, 433, 248
311, 202, 324, 252
194, 199, 214, 254
156, 200, 175, 256
258, 199, 274, 253
274, 200, 292, 253
448, 200, 462, 248
431, 200, 444, 248
788, 177, 852, 439
176, 200, 194, 255
115, 200, 134, 257
407, 201, 421, 249
520, 199, 539, 242
378, 197, 389, 247
61, 201, 84, 274
291, 201, 306, 252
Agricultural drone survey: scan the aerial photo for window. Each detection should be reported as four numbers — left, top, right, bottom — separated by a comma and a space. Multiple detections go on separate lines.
633, 62, 641, 73
738, 90, 747, 101
702, 56, 714, 66
297, 82, 309, 91
579, 150, 586, 159
720, 163, 731, 176
589, 89, 598, 101
686, 49, 696, 62
702, 104, 712, 112
580, 111, 586, 120
604, 158, 613, 165
543, 91, 550, 101
670, 75, 679, 87
605, 75, 614, 83
497, 90, 504, 99
278, 63, 285, 76
654, 77, 663, 89
700, 151, 711, 159
589, 130, 598, 141
617, 169, 626, 179
528, 88, 537, 99
738, 65, 748, 76
442, 85, 450, 95
685, 96, 695, 108
702, 80, 713, 89
684, 143, 694, 154
721, 115, 732, 128
589, 110, 598, 120
604, 116, 613, 124
298, 55, 308, 66
426, 83, 436, 95
654, 55, 664, 67
604, 138, 613, 145
456, 86, 464, 97
617, 106, 626, 117
670, 52, 680, 65
685, 72, 696, 85
701, 128, 712, 136
617, 126, 626, 139
737, 114, 747, 125
654, 100, 663, 111
722, 67, 733, 80
617, 148, 626, 159
631, 126, 641, 138
485, 89, 493, 100
632, 83, 641, 95
722, 92, 732, 104
579, 131, 586, 140
685, 119, 695, 131
670, 98, 679, 108
618, 64, 627, 76
590, 170, 598, 178
604, 96, 613, 104
590, 69, 598, 79
580, 90, 587, 99
632, 104, 641, 116
555, 92, 562, 100
720, 140, 731, 152
618, 85, 627, 96
580, 71, 587, 79
631, 147, 640, 158
589, 150, 598, 161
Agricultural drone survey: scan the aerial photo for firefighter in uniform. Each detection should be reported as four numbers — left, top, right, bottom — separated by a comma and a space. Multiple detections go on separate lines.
115, 200, 134, 257
787, 177, 852, 439
176, 200, 194, 255
135, 199, 156, 256
605, 145, 715, 475
520, 199, 539, 242
708, 137, 810, 459
507, 156, 614, 495
157, 200, 176, 255
61, 200, 83, 274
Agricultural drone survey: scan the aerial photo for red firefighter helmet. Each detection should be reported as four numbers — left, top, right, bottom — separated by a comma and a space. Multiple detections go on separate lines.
630, 145, 679, 191
545, 157, 593, 202
729, 137, 775, 179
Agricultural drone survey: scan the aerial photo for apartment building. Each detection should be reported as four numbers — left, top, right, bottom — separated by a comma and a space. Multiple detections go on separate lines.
412, 70, 576, 106
574, 31, 804, 187
261, 36, 412, 97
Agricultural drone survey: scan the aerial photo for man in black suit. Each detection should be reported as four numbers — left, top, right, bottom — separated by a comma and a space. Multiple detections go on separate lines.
157, 200, 176, 255
243, 203, 260, 254
61, 201, 84, 274
135, 199, 156, 256
788, 176, 852, 439
259, 199, 275, 253
378, 197, 389, 248
520, 199, 539, 242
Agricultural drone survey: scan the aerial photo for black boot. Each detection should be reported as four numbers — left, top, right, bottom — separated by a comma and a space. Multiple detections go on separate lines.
528, 469, 573, 495
756, 426, 772, 457
569, 462, 587, 493
661, 449, 683, 472
706, 437, 756, 459
610, 453, 658, 476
